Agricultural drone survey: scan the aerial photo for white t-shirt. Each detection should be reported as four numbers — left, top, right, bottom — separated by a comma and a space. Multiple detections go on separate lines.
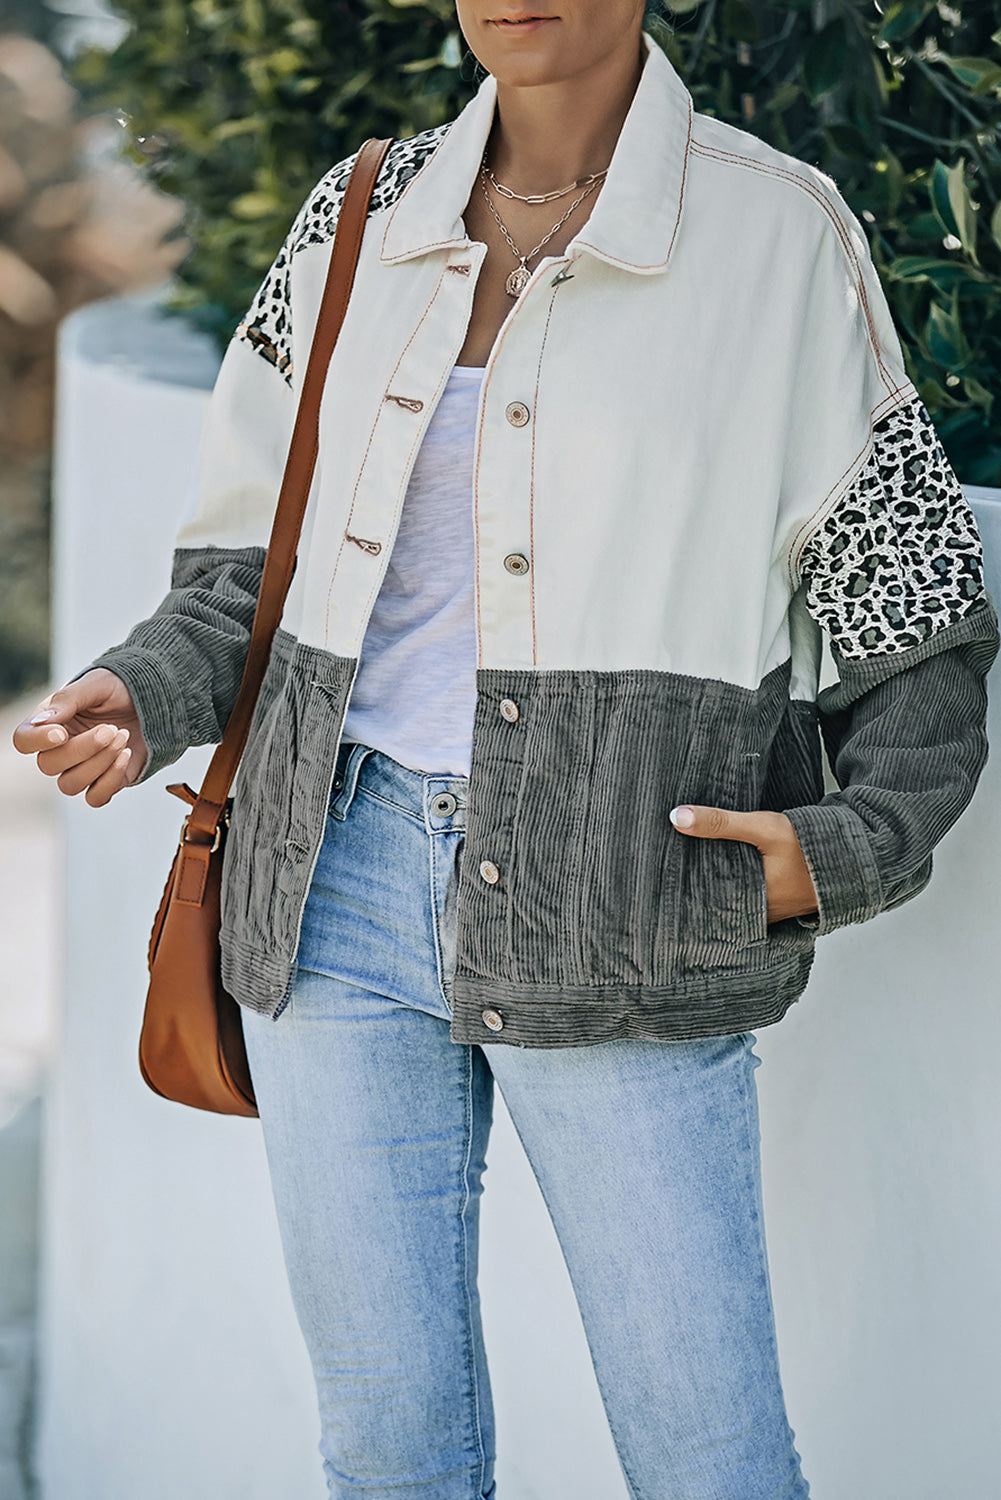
341, 364, 483, 776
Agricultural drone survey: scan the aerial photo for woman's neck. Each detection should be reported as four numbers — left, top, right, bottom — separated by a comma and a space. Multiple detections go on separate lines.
487, 34, 645, 197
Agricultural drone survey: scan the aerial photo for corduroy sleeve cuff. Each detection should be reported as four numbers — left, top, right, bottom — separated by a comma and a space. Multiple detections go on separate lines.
72, 647, 192, 784
782, 800, 884, 935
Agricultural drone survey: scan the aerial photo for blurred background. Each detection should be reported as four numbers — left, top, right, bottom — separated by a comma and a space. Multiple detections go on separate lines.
0, 2, 999, 1496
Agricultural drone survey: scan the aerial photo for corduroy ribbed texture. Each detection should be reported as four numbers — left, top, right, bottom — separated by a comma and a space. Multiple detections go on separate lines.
220, 629, 356, 1010
448, 663, 822, 1046
786, 608, 997, 933
86, 544, 267, 780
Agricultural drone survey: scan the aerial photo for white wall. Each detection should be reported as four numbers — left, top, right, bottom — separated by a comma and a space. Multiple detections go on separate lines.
39, 294, 1001, 1500
756, 489, 1001, 1497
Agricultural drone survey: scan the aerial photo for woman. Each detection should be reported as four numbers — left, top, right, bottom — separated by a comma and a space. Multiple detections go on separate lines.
14, 2, 998, 1495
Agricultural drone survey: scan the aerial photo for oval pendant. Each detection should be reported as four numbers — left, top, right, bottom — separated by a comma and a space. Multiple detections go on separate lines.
505, 265, 532, 298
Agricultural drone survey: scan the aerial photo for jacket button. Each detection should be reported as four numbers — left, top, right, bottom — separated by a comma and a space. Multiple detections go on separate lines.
481, 1008, 505, 1032
499, 698, 520, 723
503, 553, 530, 576
479, 859, 500, 885
505, 401, 530, 427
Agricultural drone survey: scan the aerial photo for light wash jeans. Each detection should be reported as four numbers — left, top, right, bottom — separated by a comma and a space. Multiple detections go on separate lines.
241, 742, 810, 1500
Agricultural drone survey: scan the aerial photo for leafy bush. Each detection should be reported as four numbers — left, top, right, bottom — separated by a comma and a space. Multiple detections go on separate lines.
70, 1, 473, 344
71, 0, 1001, 483
652, 0, 1001, 484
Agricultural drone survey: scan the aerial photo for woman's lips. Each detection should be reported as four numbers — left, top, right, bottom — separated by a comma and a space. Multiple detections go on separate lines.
490, 16, 556, 34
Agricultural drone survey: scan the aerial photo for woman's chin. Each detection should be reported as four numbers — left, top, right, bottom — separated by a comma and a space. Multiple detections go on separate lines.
472, 17, 571, 83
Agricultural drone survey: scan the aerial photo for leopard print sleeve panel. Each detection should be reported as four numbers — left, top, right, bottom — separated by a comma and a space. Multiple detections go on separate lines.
797, 398, 987, 659
235, 125, 451, 384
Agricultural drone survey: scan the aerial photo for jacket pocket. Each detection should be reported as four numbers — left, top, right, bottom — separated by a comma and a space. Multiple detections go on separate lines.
221, 634, 354, 959
673, 737, 771, 969
221, 631, 300, 953
676, 835, 769, 969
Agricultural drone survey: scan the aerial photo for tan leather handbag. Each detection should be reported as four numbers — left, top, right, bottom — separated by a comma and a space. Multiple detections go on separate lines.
140, 137, 394, 1116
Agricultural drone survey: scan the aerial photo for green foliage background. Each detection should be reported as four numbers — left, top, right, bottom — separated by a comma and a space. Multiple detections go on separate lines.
71, 0, 1001, 483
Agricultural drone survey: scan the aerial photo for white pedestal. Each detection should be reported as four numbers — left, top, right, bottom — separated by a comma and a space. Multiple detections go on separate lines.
39, 295, 1001, 1499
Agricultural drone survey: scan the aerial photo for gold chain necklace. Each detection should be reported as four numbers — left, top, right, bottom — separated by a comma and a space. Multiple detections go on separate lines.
483, 163, 608, 206
478, 168, 602, 298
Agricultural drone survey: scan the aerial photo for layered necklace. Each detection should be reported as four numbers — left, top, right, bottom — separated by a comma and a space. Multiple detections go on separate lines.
478, 152, 608, 298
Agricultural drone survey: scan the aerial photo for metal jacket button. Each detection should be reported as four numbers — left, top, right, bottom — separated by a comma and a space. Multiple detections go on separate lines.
481, 1008, 504, 1032
505, 401, 530, 427
432, 793, 457, 817
479, 860, 500, 885
499, 699, 520, 723
503, 553, 530, 576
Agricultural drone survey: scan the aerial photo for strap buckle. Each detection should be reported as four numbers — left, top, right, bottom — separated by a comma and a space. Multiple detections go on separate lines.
179, 810, 228, 854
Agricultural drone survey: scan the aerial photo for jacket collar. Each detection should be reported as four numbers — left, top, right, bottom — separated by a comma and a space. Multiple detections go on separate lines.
380, 35, 694, 275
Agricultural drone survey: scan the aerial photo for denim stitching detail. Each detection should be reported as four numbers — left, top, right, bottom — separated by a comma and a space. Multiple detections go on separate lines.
570, 93, 692, 275
690, 140, 905, 400
354, 782, 425, 826
737, 1037, 810, 1495
322, 262, 450, 649
428, 821, 455, 1015
457, 1047, 491, 1498
527, 290, 559, 663
328, 743, 374, 820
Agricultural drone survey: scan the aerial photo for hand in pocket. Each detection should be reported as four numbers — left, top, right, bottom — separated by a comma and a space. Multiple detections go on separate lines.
670, 805, 818, 924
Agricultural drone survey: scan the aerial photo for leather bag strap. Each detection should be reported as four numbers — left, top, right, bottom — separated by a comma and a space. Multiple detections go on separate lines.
180, 137, 394, 845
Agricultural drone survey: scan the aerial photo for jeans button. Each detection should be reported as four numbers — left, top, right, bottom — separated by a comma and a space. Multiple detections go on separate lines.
432, 792, 457, 817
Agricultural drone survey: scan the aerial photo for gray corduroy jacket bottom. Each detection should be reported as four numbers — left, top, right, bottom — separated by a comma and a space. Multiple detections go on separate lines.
191, 620, 987, 1048
216, 634, 829, 1044
91, 549, 997, 1048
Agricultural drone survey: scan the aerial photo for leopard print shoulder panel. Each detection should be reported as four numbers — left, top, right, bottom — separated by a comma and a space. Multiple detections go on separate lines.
798, 398, 986, 659
235, 125, 451, 383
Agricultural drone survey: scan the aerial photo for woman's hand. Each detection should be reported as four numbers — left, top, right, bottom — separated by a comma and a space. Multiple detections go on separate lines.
670, 805, 819, 925
12, 669, 149, 806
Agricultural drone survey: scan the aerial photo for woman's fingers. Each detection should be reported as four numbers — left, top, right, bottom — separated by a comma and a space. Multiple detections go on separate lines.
13, 671, 138, 757
15, 679, 102, 750
669, 805, 790, 849
84, 746, 133, 808
54, 731, 129, 797
36, 723, 127, 780
12, 715, 71, 755
13, 671, 146, 807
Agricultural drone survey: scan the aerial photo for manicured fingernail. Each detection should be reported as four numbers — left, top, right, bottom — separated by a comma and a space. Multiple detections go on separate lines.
29, 709, 56, 723
95, 725, 116, 746
47, 727, 66, 744
670, 806, 695, 829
